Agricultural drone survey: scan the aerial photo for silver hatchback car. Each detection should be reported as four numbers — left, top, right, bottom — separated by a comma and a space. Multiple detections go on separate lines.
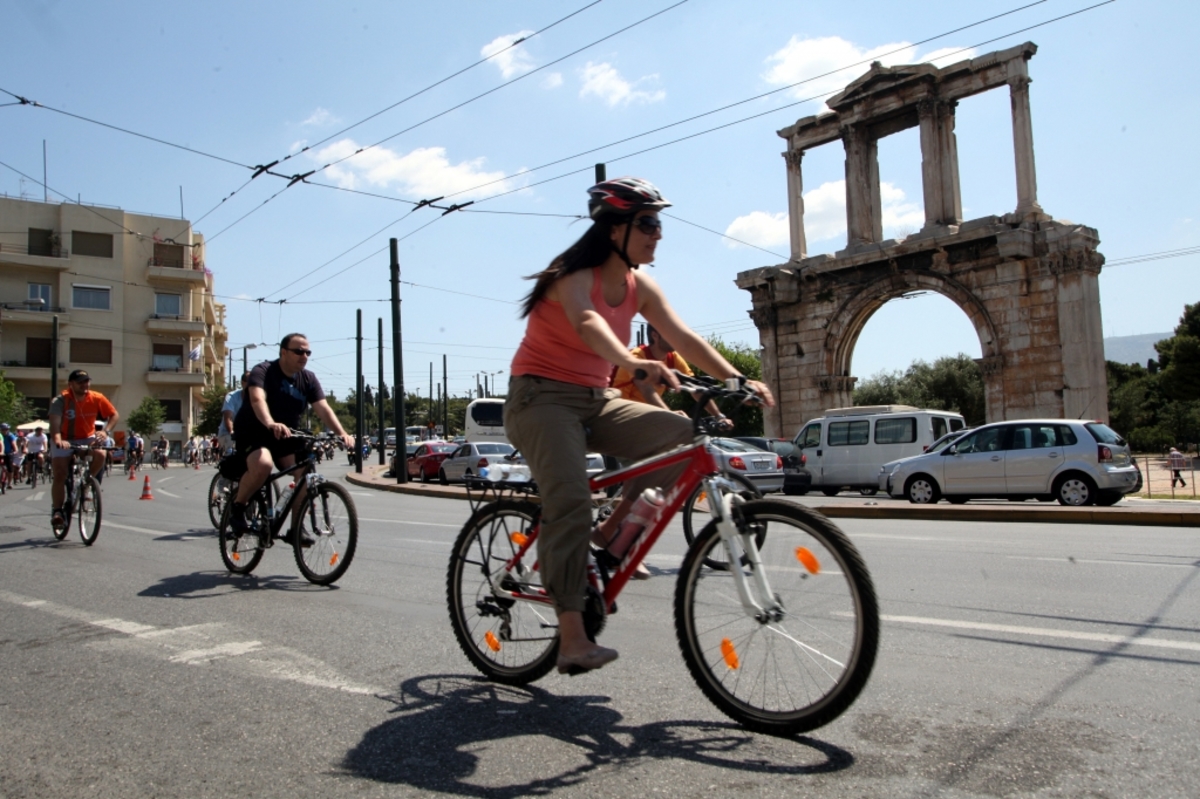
882, 419, 1138, 506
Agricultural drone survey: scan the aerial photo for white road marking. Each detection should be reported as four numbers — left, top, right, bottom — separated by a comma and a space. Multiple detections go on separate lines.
850, 533, 938, 541
881, 614, 1200, 653
0, 590, 383, 695
156, 489, 182, 498
1006, 555, 1198, 569
360, 517, 460, 528
25, 491, 45, 502
157, 476, 175, 483
105, 521, 170, 536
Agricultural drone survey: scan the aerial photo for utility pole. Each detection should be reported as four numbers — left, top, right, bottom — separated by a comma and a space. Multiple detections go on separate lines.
377, 318, 386, 465
389, 238, 407, 483
50, 315, 59, 400
428, 363, 434, 439
354, 310, 364, 474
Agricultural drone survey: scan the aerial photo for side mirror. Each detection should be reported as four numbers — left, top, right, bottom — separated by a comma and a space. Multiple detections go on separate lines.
945, 445, 958, 455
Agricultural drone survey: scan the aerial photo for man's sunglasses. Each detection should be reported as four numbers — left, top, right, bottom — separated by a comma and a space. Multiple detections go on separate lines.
633, 216, 662, 235
287, 348, 313, 357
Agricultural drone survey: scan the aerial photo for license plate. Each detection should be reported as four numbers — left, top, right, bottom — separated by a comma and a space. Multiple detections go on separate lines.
752, 460, 771, 471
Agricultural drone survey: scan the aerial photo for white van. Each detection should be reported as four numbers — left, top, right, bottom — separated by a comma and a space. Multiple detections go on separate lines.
464, 398, 507, 443
793, 405, 966, 495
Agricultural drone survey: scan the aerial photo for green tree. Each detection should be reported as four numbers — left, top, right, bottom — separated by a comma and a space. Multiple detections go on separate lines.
0, 370, 35, 426
192, 383, 228, 437
126, 396, 167, 437
852, 354, 985, 426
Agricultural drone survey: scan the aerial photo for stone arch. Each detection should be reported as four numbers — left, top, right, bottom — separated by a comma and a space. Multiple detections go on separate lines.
821, 271, 1000, 382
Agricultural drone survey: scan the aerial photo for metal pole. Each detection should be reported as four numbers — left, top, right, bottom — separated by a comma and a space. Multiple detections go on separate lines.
429, 362, 433, 438
355, 310, 363, 474
390, 238, 407, 484
242, 347, 248, 377
378, 318, 386, 465
50, 314, 59, 401
443, 354, 448, 438
227, 350, 234, 388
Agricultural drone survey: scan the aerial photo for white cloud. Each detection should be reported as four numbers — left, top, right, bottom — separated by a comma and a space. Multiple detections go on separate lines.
289, 140, 307, 154
301, 107, 338, 127
579, 61, 665, 107
481, 30, 536, 79
312, 138, 516, 200
763, 36, 976, 110
724, 180, 925, 249
541, 72, 563, 89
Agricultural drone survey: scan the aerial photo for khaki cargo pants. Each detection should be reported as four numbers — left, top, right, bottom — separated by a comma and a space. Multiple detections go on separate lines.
504, 374, 694, 614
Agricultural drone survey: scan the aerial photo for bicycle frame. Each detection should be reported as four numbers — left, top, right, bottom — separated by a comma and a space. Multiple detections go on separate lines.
250, 452, 324, 539
492, 435, 780, 620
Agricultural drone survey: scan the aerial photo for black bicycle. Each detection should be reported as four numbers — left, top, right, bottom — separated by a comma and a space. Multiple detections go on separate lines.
52, 445, 106, 546
217, 432, 358, 585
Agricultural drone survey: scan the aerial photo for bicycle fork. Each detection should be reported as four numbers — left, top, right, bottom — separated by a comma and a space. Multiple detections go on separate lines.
704, 476, 783, 623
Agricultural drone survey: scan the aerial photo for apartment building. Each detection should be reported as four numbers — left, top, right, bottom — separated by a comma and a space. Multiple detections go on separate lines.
0, 196, 228, 454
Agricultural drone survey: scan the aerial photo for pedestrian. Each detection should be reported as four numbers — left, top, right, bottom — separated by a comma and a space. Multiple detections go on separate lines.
1168, 446, 1187, 488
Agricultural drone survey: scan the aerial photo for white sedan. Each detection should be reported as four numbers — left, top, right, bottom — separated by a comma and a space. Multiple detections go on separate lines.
439, 442, 519, 484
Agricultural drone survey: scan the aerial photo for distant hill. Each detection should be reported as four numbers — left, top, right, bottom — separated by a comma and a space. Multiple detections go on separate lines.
1103, 332, 1172, 366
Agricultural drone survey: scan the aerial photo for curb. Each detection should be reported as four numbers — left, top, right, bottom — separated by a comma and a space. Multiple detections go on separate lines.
345, 467, 1198, 527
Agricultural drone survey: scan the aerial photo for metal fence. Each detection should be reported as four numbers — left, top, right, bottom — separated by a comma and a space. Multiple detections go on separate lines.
1138, 455, 1197, 498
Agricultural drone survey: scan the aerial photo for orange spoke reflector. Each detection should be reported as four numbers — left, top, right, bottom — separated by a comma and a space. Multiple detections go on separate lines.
697, 491, 707, 505
720, 638, 739, 670
485, 631, 501, 652
329, 553, 339, 566
231, 552, 240, 562
510, 532, 528, 547
795, 546, 820, 574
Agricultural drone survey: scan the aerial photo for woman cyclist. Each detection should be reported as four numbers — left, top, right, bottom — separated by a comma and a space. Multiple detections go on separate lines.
504, 177, 774, 675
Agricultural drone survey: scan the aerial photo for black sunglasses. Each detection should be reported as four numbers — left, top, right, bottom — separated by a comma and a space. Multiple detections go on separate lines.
287, 348, 313, 357
633, 216, 662, 235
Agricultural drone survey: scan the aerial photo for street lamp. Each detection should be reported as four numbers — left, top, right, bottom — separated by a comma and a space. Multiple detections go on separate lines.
239, 343, 258, 377
484, 370, 504, 398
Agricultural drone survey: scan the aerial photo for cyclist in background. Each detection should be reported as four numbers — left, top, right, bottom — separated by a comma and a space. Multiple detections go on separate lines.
0, 424, 16, 492
218, 372, 248, 456
504, 177, 773, 675
611, 324, 733, 429
48, 370, 119, 528
128, 432, 144, 471
155, 435, 169, 468
25, 426, 48, 484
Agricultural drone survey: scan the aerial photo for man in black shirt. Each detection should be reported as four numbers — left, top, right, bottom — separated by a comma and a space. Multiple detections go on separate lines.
229, 333, 353, 535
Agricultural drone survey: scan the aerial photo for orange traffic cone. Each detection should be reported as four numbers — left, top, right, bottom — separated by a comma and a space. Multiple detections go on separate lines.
139, 475, 154, 500
128, 466, 136, 480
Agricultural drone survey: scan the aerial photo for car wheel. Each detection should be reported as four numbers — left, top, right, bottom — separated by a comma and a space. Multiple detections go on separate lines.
947, 497, 969, 505
783, 486, 810, 496
1054, 473, 1096, 506
1095, 490, 1123, 507
439, 468, 449, 486
420, 467, 429, 483
905, 475, 941, 504
821, 488, 840, 497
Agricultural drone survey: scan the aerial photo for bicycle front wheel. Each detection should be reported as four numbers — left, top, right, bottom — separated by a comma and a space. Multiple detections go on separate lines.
292, 482, 358, 585
447, 500, 559, 685
218, 494, 266, 575
77, 475, 102, 546
207, 472, 232, 529
675, 500, 879, 735
682, 473, 763, 570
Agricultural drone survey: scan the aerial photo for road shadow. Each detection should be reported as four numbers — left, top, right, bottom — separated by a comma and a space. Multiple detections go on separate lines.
153, 528, 219, 541
137, 569, 334, 598
341, 674, 853, 795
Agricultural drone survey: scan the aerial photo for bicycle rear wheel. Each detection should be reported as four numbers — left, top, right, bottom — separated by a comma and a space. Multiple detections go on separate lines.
682, 473, 763, 570
207, 472, 232, 529
77, 475, 102, 546
675, 500, 878, 735
447, 500, 559, 685
218, 494, 266, 575
292, 482, 358, 585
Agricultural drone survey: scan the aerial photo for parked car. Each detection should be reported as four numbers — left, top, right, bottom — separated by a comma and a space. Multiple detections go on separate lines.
439, 442, 519, 484
882, 419, 1139, 506
877, 428, 973, 493
708, 437, 785, 493
407, 442, 457, 482
388, 442, 424, 475
735, 436, 811, 495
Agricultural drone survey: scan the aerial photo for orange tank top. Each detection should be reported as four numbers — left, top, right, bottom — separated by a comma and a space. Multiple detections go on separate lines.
511, 268, 638, 388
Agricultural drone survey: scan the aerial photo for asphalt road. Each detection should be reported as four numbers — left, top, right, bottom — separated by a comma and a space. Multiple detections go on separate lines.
1, 462, 1197, 798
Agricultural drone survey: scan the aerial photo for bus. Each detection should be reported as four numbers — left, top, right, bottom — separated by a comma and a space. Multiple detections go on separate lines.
464, 398, 506, 443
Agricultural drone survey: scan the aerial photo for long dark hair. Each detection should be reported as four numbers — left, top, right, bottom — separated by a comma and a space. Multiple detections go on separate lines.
519, 218, 627, 318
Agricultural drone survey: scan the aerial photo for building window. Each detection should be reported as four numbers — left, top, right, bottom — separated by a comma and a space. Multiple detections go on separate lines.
72, 231, 114, 258
72, 285, 111, 310
153, 243, 185, 269
155, 293, 182, 317
25, 337, 52, 368
28, 283, 52, 311
27, 228, 55, 256
152, 343, 184, 370
70, 338, 113, 364
158, 399, 183, 421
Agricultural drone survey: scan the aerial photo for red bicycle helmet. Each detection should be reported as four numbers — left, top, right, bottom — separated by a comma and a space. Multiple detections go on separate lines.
587, 177, 671, 219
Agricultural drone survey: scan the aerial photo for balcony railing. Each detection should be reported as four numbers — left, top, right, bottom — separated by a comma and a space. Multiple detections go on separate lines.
1, 360, 66, 368
0, 242, 69, 258
148, 256, 187, 269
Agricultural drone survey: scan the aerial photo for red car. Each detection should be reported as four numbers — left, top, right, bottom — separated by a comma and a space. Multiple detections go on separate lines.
407, 442, 457, 482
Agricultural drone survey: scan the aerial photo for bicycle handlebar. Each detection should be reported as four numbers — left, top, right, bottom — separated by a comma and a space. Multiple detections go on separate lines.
633, 368, 761, 433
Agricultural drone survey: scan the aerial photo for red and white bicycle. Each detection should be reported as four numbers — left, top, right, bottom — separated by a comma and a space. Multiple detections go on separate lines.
447, 374, 879, 735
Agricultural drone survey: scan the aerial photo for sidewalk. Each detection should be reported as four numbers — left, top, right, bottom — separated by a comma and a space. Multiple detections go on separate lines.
346, 465, 1200, 528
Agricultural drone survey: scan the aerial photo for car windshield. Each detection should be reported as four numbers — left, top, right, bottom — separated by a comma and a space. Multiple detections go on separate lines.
712, 438, 763, 453
1084, 422, 1125, 445
929, 431, 968, 453
475, 443, 515, 455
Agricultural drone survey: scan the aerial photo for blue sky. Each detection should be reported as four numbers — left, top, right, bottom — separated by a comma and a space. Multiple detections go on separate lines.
3, 0, 1196, 401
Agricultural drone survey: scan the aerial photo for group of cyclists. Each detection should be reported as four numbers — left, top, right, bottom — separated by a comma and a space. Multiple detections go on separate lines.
1, 422, 48, 492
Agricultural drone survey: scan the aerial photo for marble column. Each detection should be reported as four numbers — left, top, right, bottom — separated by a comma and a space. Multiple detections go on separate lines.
936, 100, 963, 225
1009, 75, 1043, 216
917, 99, 944, 229
783, 148, 807, 260
842, 124, 881, 248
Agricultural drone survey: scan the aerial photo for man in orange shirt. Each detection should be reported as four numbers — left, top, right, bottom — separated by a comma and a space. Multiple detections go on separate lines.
48, 370, 119, 528
611, 325, 732, 428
